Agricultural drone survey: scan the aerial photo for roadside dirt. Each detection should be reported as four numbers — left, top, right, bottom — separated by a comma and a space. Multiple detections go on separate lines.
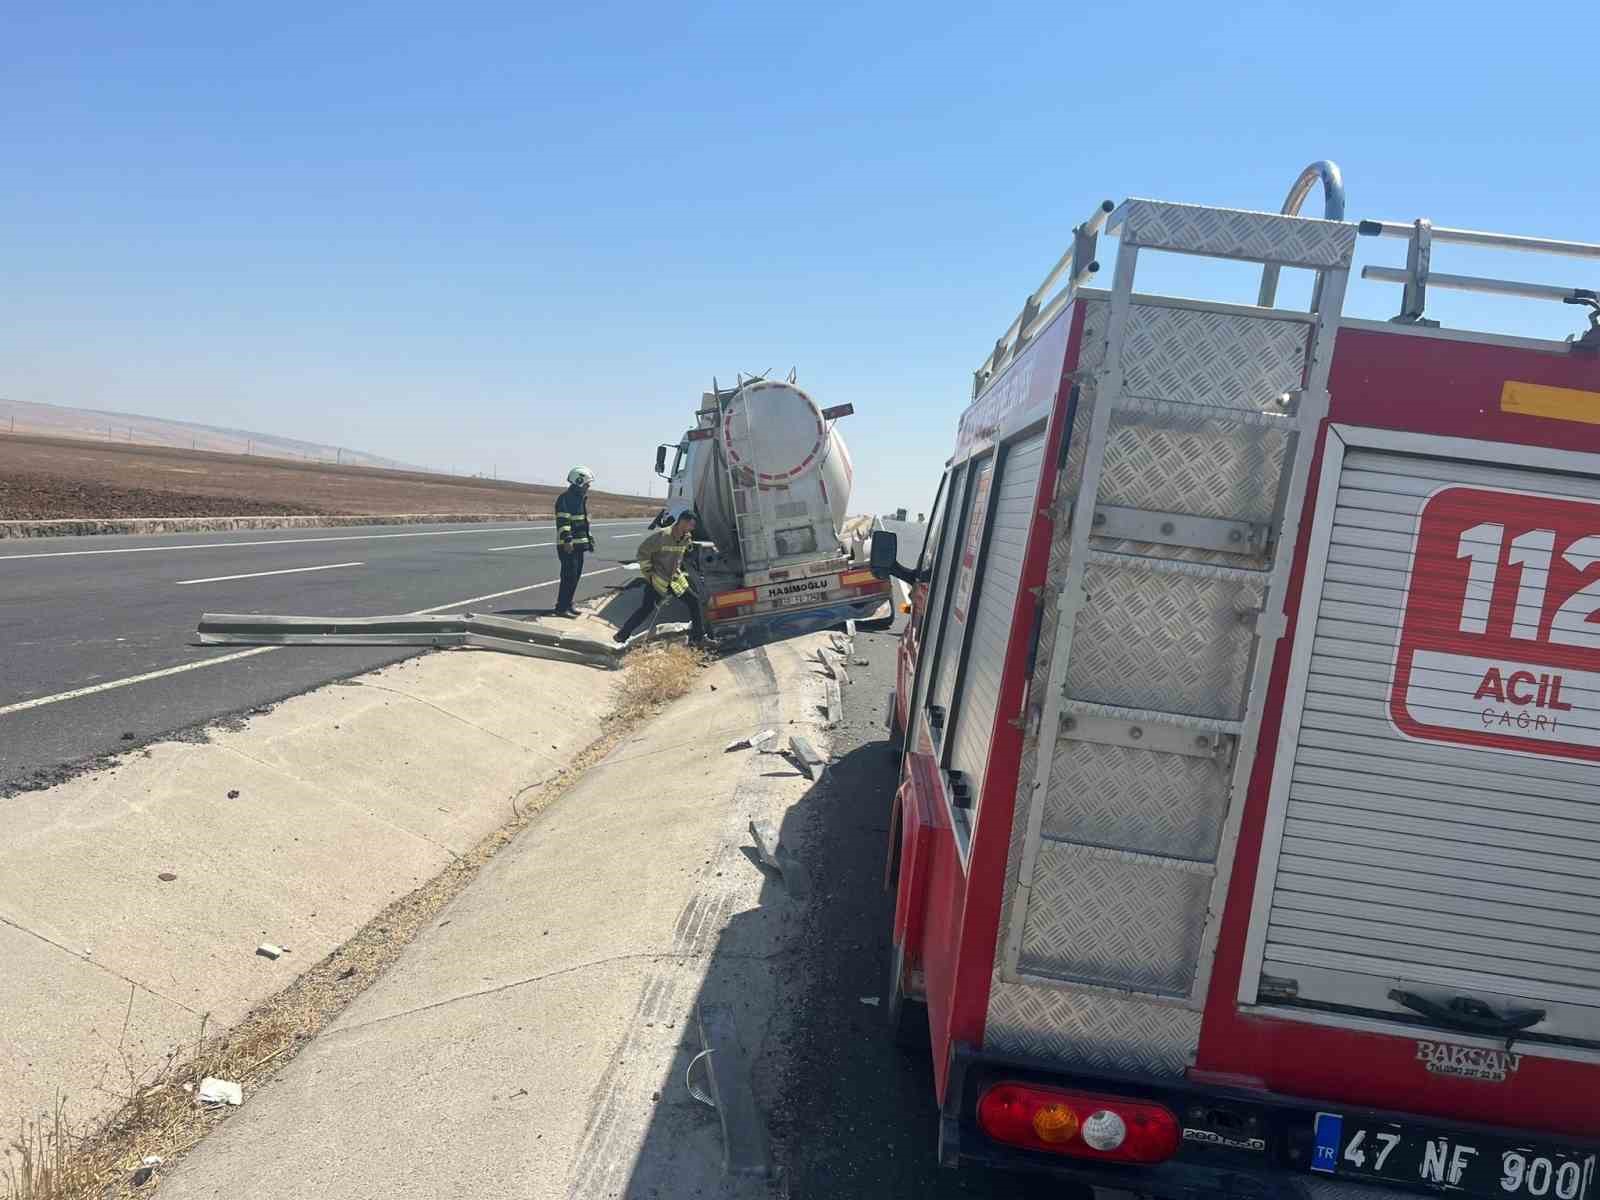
0, 434, 657, 520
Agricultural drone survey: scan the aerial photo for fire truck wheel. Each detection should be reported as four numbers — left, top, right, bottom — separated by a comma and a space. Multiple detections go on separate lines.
886, 942, 930, 1050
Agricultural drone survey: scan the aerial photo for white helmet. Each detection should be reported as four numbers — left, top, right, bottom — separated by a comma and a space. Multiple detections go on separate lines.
567, 465, 594, 488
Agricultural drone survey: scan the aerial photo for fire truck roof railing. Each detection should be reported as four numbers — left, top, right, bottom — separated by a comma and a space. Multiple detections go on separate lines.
974, 161, 1600, 396
1357, 218, 1600, 337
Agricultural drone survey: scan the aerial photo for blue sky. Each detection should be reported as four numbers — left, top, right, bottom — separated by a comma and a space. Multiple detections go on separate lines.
5, 1, 1599, 513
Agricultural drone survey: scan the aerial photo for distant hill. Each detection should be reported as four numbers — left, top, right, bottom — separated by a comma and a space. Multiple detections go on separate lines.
0, 398, 422, 471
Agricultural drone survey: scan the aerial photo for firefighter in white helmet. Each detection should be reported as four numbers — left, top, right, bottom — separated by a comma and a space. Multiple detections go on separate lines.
553, 466, 594, 617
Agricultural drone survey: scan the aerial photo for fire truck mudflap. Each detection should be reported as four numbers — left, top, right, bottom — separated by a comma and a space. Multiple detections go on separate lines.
889, 166, 1600, 1198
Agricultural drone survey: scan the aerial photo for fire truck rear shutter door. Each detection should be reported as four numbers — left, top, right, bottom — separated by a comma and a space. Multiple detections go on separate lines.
1257, 446, 1600, 1043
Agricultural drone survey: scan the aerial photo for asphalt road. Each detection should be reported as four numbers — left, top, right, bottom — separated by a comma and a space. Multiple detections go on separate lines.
771, 613, 1075, 1199
0, 518, 653, 795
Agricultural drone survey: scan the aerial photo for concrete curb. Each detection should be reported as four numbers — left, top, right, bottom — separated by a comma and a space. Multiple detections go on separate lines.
0, 648, 618, 1134
0, 511, 657, 541
156, 635, 840, 1200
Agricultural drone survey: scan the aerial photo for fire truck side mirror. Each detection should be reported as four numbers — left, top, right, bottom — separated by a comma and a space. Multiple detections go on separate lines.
869, 530, 900, 579
654, 445, 669, 477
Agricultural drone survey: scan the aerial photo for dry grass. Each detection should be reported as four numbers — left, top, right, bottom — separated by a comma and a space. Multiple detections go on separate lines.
611, 641, 707, 723
4, 646, 708, 1200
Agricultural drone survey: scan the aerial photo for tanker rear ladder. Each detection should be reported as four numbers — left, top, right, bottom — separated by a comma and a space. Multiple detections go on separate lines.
720, 373, 771, 570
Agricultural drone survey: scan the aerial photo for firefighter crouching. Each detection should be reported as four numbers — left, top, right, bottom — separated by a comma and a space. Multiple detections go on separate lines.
553, 466, 594, 618
613, 508, 711, 646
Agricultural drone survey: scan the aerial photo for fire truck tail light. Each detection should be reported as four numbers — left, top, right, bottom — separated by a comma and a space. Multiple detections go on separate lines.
976, 1084, 1179, 1163
710, 587, 757, 610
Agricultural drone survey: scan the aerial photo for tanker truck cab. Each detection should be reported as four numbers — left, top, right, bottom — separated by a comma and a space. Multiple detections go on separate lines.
884, 168, 1600, 1198
650, 375, 892, 644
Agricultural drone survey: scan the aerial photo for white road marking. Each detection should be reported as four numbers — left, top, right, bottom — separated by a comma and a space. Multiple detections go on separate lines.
0, 566, 625, 718
412, 566, 621, 613
0, 649, 279, 716
487, 541, 557, 552
176, 561, 364, 586
0, 521, 649, 562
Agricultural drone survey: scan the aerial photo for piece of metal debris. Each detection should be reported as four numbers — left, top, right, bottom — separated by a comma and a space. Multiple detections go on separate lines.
859, 996, 881, 1007
255, 943, 286, 960
694, 1002, 773, 1178
789, 736, 827, 780
824, 680, 843, 728
157, 872, 177, 882
748, 820, 810, 896
724, 729, 779, 753
197, 1078, 243, 1106
749, 820, 783, 871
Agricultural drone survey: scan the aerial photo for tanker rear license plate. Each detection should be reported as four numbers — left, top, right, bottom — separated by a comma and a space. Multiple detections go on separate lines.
1311, 1113, 1595, 1200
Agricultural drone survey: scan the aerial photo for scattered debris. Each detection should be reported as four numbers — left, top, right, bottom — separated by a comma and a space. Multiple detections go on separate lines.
337, 965, 357, 980
196, 1077, 243, 1106
859, 996, 881, 1007
823, 680, 843, 728
789, 736, 827, 781
725, 729, 779, 753
748, 819, 810, 896
120, 732, 136, 741
509, 1087, 529, 1099
226, 789, 240, 799
845, 618, 857, 638
255, 943, 287, 960
853, 658, 870, 667
157, 871, 177, 882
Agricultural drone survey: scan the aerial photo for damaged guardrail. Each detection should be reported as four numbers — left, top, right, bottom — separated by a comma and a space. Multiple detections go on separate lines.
195, 611, 625, 669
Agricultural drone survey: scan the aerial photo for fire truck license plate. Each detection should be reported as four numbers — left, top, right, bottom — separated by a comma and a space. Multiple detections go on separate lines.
1390, 486, 1600, 762
1311, 1113, 1595, 1199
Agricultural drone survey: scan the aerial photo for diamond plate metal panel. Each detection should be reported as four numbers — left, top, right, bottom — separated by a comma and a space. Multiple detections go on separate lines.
984, 980, 1201, 1076
1116, 199, 1356, 268
1019, 842, 1212, 994
1123, 305, 1309, 411
1099, 404, 1290, 525
1067, 561, 1261, 718
1043, 737, 1230, 859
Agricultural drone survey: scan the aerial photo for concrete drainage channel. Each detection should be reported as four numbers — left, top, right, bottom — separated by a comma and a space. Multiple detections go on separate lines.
5, 618, 853, 1198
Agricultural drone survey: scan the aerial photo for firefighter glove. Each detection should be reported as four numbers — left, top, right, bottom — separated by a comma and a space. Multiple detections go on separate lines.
669, 572, 689, 597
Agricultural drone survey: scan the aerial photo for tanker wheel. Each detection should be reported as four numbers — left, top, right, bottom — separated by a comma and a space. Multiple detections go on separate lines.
886, 940, 930, 1050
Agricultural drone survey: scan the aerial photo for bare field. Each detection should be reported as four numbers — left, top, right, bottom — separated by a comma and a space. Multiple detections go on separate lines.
0, 434, 657, 520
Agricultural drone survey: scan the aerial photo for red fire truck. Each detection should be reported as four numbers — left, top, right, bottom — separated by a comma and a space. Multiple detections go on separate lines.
870, 162, 1600, 1198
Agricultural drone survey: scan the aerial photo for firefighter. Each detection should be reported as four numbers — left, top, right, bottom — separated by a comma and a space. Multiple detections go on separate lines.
553, 466, 594, 617
613, 508, 710, 646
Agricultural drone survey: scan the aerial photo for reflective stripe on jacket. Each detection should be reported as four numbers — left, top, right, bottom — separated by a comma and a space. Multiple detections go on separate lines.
555, 486, 592, 551
635, 529, 690, 583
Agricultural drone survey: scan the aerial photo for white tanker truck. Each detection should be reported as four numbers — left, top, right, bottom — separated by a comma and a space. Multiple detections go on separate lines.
652, 373, 893, 642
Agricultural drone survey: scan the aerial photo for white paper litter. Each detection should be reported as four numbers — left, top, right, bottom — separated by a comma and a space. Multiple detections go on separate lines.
197, 1077, 242, 1106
